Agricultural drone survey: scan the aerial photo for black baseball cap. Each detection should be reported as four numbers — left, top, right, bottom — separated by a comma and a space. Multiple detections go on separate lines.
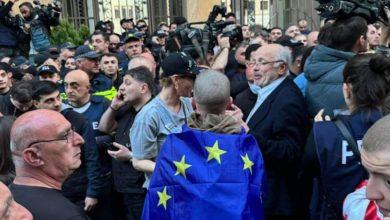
74, 45, 101, 59
161, 52, 200, 78
38, 65, 58, 75
124, 32, 143, 43
120, 18, 133, 25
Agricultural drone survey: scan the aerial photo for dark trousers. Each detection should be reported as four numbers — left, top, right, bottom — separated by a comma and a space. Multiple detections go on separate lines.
112, 190, 146, 220
71, 193, 113, 220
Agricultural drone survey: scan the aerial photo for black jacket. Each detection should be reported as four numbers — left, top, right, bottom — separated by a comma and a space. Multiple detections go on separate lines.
247, 78, 310, 217
0, 1, 27, 47
234, 87, 256, 122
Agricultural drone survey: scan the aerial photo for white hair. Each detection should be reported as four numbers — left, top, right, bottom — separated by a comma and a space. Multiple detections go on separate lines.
273, 45, 292, 75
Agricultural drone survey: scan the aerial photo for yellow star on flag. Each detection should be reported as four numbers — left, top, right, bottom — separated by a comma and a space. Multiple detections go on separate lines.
205, 140, 227, 164
174, 155, 192, 178
241, 153, 254, 174
157, 186, 171, 210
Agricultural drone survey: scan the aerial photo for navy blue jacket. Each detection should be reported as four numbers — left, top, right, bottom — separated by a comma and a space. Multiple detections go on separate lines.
248, 78, 310, 217
91, 73, 113, 93
313, 110, 382, 219
68, 96, 112, 195
61, 108, 102, 200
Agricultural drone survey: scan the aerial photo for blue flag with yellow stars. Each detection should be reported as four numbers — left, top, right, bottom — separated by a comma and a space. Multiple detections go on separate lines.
142, 125, 266, 220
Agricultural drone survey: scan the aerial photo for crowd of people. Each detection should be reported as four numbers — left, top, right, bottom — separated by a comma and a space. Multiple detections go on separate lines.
1, 0, 390, 219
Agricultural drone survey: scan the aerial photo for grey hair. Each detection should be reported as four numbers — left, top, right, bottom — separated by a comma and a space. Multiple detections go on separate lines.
128, 56, 150, 70
273, 45, 292, 75
193, 70, 230, 114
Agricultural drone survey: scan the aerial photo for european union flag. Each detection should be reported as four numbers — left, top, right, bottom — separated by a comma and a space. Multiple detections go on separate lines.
142, 125, 266, 220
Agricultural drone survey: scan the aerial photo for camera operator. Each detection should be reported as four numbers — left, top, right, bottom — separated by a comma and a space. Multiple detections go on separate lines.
150, 29, 168, 64
18, 1, 60, 57
0, 0, 27, 57
136, 19, 148, 37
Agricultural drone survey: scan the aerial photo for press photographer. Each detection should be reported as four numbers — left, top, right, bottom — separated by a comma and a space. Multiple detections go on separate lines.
150, 29, 168, 64
0, 0, 27, 57
166, 5, 243, 66
18, 0, 61, 56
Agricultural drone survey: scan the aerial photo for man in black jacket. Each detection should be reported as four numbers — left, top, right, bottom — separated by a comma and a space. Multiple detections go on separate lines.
0, 0, 27, 57
246, 44, 310, 219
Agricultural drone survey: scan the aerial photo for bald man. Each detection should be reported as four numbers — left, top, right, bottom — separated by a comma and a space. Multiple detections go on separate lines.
64, 70, 113, 219
361, 115, 390, 217
8, 109, 88, 219
128, 54, 156, 78
307, 31, 319, 47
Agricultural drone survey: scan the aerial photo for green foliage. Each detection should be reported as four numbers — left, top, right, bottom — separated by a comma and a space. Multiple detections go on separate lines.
50, 20, 90, 46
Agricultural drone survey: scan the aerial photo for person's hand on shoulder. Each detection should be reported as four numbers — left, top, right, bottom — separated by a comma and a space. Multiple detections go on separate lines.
314, 109, 331, 122
226, 104, 250, 132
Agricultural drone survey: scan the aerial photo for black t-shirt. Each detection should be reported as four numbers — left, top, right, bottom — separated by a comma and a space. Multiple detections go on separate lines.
112, 104, 145, 194
9, 184, 89, 220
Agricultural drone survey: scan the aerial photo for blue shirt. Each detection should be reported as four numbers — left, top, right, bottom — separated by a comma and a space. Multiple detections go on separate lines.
246, 76, 287, 123
293, 73, 308, 97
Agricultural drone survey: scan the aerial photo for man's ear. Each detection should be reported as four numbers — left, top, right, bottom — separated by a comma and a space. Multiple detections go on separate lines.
227, 97, 233, 108
23, 148, 44, 167
278, 63, 287, 76
358, 35, 368, 51
140, 83, 149, 94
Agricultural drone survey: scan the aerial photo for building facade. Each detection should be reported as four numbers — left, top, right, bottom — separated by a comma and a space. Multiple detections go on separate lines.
59, 0, 320, 34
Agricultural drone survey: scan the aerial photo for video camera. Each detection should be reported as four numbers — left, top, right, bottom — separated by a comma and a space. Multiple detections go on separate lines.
316, 0, 390, 24
33, 0, 62, 18
168, 5, 243, 64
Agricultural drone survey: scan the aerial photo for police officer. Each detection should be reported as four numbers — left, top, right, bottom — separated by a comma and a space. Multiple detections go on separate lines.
301, 54, 390, 219
74, 45, 116, 100
64, 69, 113, 220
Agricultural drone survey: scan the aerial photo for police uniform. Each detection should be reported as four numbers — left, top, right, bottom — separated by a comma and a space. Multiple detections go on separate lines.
313, 110, 382, 219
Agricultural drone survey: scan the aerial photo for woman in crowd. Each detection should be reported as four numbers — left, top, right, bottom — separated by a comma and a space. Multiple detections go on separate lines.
300, 54, 390, 219
0, 115, 15, 185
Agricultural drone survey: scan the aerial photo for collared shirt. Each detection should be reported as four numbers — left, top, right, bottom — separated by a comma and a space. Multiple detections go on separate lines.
246, 76, 287, 123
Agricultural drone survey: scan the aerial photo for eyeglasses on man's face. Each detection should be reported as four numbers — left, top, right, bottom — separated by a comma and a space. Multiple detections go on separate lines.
27, 127, 76, 148
247, 59, 285, 67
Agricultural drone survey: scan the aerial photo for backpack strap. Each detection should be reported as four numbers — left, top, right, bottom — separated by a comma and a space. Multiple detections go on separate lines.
334, 119, 361, 162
